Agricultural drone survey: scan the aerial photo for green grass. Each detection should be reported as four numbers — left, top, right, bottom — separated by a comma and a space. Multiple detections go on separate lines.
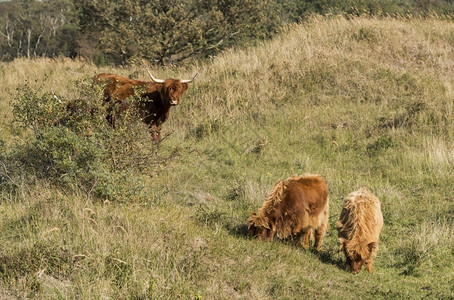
0, 15, 453, 299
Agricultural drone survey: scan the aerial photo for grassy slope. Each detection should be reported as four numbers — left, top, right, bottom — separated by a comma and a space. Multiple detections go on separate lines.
1, 16, 454, 299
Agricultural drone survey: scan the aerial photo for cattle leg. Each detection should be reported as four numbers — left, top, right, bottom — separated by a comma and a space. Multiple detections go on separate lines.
301, 230, 311, 249
314, 226, 327, 252
315, 207, 329, 251
292, 233, 303, 247
105, 102, 118, 129
106, 112, 115, 128
151, 131, 160, 141
150, 125, 161, 141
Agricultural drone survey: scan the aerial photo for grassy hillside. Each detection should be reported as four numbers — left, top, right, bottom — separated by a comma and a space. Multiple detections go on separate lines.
1, 15, 453, 299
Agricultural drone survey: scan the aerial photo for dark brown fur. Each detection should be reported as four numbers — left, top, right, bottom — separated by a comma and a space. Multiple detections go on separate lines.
94, 73, 190, 141
248, 174, 329, 251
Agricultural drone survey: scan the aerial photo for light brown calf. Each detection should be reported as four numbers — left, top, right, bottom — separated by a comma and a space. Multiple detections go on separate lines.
337, 188, 384, 274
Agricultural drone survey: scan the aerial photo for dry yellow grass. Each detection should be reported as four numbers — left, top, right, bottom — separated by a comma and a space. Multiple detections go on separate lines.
0, 15, 453, 299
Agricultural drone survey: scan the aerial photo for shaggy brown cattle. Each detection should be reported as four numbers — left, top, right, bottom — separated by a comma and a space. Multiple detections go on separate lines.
248, 174, 329, 251
94, 69, 196, 141
337, 188, 384, 274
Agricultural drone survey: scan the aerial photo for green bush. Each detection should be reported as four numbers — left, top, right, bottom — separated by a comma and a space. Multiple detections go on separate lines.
3, 78, 178, 201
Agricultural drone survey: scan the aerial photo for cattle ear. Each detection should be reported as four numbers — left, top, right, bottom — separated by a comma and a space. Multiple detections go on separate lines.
181, 82, 189, 94
263, 222, 271, 230
259, 215, 271, 230
247, 212, 257, 228
368, 242, 378, 253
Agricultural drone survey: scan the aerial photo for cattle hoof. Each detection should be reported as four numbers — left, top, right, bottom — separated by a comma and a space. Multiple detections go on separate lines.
301, 244, 309, 250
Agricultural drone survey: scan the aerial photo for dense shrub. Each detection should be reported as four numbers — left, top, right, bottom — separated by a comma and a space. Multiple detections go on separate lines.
1, 77, 178, 201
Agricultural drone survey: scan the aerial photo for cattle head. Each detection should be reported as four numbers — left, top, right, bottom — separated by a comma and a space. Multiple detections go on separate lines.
247, 212, 275, 240
339, 238, 378, 274
146, 69, 196, 106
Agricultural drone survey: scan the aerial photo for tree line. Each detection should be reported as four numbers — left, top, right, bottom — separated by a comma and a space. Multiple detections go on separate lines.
0, 0, 452, 65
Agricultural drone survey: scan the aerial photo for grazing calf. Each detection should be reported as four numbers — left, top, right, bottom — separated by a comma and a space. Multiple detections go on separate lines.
94, 69, 196, 141
248, 174, 329, 251
337, 188, 384, 274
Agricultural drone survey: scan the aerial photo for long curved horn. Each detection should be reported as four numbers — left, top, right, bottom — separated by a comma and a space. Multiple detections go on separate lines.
146, 68, 165, 83
181, 72, 198, 84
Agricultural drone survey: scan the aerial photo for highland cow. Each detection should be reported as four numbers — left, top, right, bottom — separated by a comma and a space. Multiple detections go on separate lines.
337, 188, 384, 274
248, 174, 329, 251
94, 69, 196, 141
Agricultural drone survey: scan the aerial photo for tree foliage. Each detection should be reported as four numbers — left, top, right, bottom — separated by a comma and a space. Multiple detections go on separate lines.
0, 0, 78, 61
75, 0, 280, 65
0, 0, 452, 64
